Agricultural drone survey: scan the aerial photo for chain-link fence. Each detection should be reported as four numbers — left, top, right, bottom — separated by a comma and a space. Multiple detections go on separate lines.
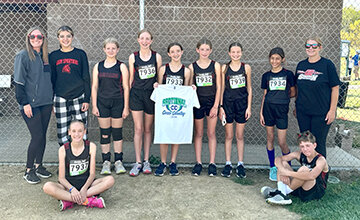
1, 0, 360, 169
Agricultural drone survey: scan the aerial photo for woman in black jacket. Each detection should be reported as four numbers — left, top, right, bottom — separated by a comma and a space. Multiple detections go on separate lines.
14, 26, 53, 184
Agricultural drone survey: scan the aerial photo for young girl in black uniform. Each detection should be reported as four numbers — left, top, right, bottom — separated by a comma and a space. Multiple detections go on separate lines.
154, 42, 191, 176
43, 120, 114, 211
219, 42, 252, 178
189, 38, 221, 176
50, 26, 91, 146
128, 29, 162, 176
92, 38, 130, 175
260, 47, 295, 181
261, 131, 329, 205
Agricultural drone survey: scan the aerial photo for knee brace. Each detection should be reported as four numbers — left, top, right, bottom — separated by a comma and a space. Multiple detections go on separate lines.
100, 127, 111, 144
112, 127, 123, 141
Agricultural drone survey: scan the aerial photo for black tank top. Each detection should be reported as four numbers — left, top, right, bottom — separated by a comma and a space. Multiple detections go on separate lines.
97, 60, 123, 99
193, 60, 216, 97
132, 50, 157, 90
299, 153, 328, 189
224, 63, 248, 100
162, 64, 185, 85
65, 140, 90, 183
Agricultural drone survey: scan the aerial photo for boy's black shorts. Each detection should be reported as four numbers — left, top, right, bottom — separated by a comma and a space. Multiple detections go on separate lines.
130, 88, 154, 115
194, 95, 215, 119
263, 102, 289, 129
97, 97, 124, 118
291, 180, 326, 202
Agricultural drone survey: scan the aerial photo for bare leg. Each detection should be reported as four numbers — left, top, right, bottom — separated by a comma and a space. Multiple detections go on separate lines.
266, 126, 275, 151
159, 144, 169, 163
206, 115, 218, 164
170, 144, 179, 163
224, 123, 234, 162
194, 118, 204, 163
143, 113, 154, 161
278, 129, 290, 154
132, 111, 144, 163
235, 123, 246, 162
43, 182, 74, 202
87, 176, 115, 197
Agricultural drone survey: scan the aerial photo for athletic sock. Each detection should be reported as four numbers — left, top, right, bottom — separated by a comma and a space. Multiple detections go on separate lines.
237, 161, 244, 166
277, 181, 288, 195
114, 152, 123, 162
226, 161, 232, 165
267, 148, 275, 167
102, 152, 111, 162
282, 151, 291, 166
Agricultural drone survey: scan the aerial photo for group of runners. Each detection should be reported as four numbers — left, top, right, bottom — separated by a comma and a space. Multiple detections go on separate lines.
14, 25, 339, 209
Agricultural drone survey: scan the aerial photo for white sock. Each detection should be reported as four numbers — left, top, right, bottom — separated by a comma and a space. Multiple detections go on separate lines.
238, 161, 244, 166
225, 161, 232, 165
285, 185, 293, 195
277, 181, 288, 195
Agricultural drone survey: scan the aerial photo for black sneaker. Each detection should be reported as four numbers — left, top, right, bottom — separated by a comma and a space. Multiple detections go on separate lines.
169, 162, 179, 176
192, 163, 202, 176
35, 165, 52, 178
154, 163, 167, 176
24, 168, 41, 184
208, 163, 217, 177
221, 164, 232, 178
236, 164, 246, 178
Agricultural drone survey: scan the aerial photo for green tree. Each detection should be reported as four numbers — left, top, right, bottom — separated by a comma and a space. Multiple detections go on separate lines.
341, 6, 360, 54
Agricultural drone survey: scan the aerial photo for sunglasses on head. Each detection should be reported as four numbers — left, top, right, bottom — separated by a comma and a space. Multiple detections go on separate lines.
28, 34, 43, 40
305, 43, 320, 49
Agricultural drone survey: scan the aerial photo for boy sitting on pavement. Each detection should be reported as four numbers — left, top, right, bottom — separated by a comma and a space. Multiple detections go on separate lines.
261, 130, 329, 205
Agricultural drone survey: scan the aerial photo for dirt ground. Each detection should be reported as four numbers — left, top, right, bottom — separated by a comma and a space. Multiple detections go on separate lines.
0, 165, 300, 220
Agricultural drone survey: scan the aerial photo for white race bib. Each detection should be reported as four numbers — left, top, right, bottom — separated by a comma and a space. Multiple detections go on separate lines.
269, 77, 286, 90
69, 159, 89, 176
195, 73, 213, 87
138, 64, 156, 80
166, 75, 183, 86
229, 74, 246, 89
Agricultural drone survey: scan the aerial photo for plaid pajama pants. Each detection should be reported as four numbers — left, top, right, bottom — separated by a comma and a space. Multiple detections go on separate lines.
54, 94, 88, 146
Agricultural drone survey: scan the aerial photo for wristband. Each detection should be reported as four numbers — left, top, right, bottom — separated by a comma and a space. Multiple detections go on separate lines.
69, 186, 74, 193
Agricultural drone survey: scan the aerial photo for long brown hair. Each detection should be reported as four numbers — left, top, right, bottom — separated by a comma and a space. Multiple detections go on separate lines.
25, 26, 49, 63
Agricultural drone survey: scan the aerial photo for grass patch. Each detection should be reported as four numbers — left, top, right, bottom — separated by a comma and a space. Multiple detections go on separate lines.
287, 173, 360, 219
231, 176, 255, 185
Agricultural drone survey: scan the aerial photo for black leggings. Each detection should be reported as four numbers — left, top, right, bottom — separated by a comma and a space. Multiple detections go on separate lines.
296, 111, 331, 158
21, 104, 52, 169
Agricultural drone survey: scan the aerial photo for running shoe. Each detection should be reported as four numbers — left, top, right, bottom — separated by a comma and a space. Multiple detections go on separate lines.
100, 160, 111, 175
35, 165, 52, 178
221, 165, 232, 178
23, 168, 40, 184
269, 166, 277, 181
59, 200, 74, 211
87, 196, 106, 208
169, 162, 179, 176
208, 163, 217, 177
114, 160, 126, 174
192, 163, 203, 176
129, 163, 142, 177
266, 193, 292, 205
261, 186, 279, 199
142, 161, 152, 174
154, 163, 167, 176
236, 164, 246, 178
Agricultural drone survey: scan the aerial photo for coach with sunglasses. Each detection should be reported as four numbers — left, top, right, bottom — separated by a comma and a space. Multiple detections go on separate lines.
294, 37, 340, 158
13, 26, 53, 184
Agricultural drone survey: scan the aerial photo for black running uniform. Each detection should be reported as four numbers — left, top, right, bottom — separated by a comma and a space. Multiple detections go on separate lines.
193, 60, 217, 119
162, 64, 185, 85
64, 140, 91, 191
291, 153, 329, 202
261, 68, 295, 129
223, 63, 248, 123
130, 51, 158, 114
97, 60, 124, 118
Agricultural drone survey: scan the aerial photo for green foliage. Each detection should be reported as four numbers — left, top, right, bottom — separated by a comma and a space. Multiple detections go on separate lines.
149, 155, 161, 165
231, 176, 254, 185
341, 6, 360, 53
287, 178, 360, 219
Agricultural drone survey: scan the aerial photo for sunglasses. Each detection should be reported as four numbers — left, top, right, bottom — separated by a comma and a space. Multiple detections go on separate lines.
28, 34, 43, 40
305, 43, 320, 49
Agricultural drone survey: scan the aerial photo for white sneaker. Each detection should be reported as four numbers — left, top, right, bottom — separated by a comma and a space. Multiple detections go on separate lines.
261, 186, 278, 199
129, 163, 142, 177
266, 193, 292, 205
142, 161, 152, 174
100, 161, 111, 175
114, 160, 126, 174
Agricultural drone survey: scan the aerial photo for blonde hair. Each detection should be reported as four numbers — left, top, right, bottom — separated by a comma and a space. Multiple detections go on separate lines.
103, 37, 120, 48
137, 29, 153, 40
196, 38, 212, 49
305, 36, 323, 46
25, 26, 48, 63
